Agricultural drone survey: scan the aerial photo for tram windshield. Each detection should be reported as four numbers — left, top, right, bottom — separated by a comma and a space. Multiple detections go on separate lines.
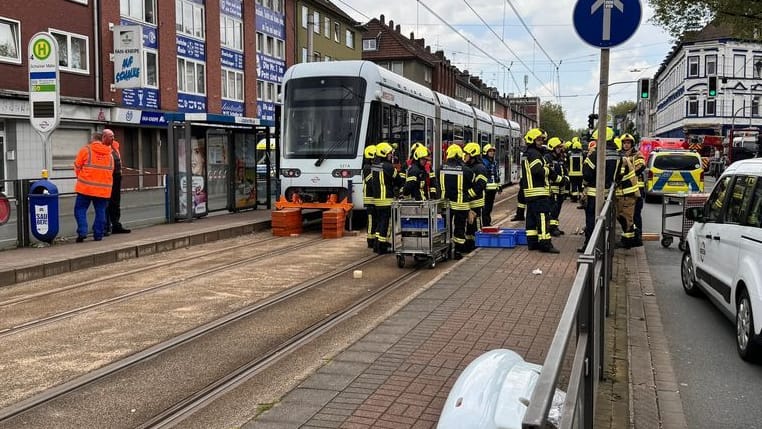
283, 76, 366, 160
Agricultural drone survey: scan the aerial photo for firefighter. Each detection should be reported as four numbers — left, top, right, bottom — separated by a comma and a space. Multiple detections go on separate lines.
482, 144, 501, 226
578, 140, 596, 209
362, 145, 377, 248
621, 133, 646, 246
463, 142, 488, 251
613, 136, 640, 248
545, 137, 568, 236
522, 128, 563, 253
441, 144, 473, 259
579, 128, 629, 252
371, 142, 402, 254
402, 146, 439, 200
568, 138, 584, 203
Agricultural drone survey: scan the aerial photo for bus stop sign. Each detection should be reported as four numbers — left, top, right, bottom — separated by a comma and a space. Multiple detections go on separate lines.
573, 0, 642, 48
28, 32, 61, 135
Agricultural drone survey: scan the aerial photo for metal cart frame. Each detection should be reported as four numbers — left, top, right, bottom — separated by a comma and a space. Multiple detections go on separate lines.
391, 199, 451, 269
661, 193, 709, 251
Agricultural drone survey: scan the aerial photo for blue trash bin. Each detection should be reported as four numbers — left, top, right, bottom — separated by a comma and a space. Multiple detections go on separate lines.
28, 180, 59, 243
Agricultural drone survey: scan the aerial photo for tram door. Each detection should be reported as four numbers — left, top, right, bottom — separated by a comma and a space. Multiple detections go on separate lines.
206, 130, 230, 212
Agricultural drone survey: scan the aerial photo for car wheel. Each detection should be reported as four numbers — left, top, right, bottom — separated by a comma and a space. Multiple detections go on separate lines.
736, 289, 762, 362
681, 249, 702, 297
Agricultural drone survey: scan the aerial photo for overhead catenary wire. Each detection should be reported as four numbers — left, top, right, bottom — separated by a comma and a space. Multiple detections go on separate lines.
504, 0, 559, 70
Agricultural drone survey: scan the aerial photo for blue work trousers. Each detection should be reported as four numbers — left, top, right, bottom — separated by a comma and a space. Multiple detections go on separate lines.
75, 193, 109, 240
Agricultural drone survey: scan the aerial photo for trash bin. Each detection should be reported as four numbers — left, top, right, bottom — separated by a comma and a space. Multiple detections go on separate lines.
28, 180, 59, 243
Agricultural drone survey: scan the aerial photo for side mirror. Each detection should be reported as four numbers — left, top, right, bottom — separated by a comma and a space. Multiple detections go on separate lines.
686, 206, 705, 223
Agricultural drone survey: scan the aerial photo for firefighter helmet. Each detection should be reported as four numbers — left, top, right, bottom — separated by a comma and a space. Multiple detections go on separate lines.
564, 141, 572, 150
410, 142, 423, 158
614, 137, 622, 151
364, 145, 376, 159
592, 127, 614, 142
572, 136, 581, 144
547, 137, 563, 150
463, 142, 481, 157
446, 144, 463, 160
620, 133, 635, 143
572, 141, 583, 150
413, 146, 430, 161
376, 142, 394, 157
482, 144, 495, 155
524, 128, 545, 144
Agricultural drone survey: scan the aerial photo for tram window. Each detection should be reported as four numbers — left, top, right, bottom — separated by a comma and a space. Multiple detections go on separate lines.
464, 127, 473, 143
390, 107, 409, 162
453, 125, 464, 145
365, 101, 382, 146
426, 118, 434, 148
410, 113, 425, 145
481, 133, 491, 147
381, 105, 390, 141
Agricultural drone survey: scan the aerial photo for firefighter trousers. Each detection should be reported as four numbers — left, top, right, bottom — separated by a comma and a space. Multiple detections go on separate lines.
366, 204, 376, 247
634, 190, 644, 238
483, 189, 497, 226
514, 186, 526, 218
526, 198, 553, 251
465, 206, 483, 251
550, 192, 566, 230
569, 177, 583, 201
375, 205, 392, 252
616, 195, 640, 248
451, 209, 469, 254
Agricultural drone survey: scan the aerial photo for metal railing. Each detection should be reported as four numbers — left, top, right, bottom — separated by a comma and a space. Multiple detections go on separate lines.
523, 187, 617, 429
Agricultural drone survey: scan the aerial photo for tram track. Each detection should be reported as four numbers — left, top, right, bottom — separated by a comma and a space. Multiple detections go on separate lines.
0, 252, 426, 428
0, 236, 325, 338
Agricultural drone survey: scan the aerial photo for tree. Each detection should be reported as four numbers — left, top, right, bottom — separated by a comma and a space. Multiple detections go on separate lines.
609, 100, 636, 119
648, 0, 762, 40
539, 101, 573, 140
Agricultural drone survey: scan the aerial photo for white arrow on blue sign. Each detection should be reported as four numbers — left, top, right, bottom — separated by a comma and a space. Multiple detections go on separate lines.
573, 0, 642, 48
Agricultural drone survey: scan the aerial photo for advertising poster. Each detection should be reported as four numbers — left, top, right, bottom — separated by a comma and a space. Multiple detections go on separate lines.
177, 137, 208, 217
113, 25, 143, 89
234, 136, 258, 209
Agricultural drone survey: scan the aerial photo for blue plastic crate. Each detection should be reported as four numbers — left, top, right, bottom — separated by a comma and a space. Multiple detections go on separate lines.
476, 230, 517, 248
501, 228, 527, 245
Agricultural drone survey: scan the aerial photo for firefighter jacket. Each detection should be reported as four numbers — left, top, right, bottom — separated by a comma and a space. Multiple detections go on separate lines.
520, 145, 561, 201
545, 151, 567, 195
482, 155, 500, 191
623, 147, 646, 189
567, 149, 584, 177
582, 144, 628, 197
468, 158, 488, 208
370, 158, 401, 207
403, 161, 439, 200
440, 159, 474, 210
73, 141, 114, 198
615, 154, 640, 197
362, 159, 376, 206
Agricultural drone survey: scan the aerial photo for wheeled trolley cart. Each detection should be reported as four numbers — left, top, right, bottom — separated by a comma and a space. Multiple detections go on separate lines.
391, 199, 451, 269
661, 193, 710, 251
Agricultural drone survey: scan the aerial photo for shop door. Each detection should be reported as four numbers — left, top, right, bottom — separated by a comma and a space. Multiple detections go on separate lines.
206, 131, 230, 212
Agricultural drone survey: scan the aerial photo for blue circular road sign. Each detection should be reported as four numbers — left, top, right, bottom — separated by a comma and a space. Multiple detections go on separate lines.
573, 0, 642, 48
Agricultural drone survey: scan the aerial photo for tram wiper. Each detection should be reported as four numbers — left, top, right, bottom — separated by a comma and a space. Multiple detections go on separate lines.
315, 131, 353, 167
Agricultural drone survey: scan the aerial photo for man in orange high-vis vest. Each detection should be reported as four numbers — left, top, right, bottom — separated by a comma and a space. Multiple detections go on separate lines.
73, 132, 114, 242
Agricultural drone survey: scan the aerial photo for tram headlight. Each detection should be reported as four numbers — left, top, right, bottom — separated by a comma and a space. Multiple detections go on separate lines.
331, 169, 361, 178
280, 168, 301, 178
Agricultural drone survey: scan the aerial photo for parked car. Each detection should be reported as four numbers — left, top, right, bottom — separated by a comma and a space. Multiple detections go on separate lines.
680, 158, 762, 361
644, 149, 704, 202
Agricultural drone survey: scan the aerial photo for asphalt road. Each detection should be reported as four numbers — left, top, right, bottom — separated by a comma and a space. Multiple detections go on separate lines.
642, 179, 762, 429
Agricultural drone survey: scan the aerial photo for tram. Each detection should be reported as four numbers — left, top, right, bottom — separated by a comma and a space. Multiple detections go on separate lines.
276, 60, 522, 213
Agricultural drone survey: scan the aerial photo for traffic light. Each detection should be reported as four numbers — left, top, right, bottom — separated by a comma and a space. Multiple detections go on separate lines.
708, 75, 718, 97
639, 78, 650, 99
587, 113, 598, 129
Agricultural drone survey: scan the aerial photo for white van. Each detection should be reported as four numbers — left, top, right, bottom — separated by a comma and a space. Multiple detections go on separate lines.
681, 158, 762, 361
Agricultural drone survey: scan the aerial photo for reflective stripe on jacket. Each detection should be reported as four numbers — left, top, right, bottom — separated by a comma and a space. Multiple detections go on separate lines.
74, 142, 114, 198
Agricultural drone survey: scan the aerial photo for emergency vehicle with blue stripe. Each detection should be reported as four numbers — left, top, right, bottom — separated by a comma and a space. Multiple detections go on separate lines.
644, 149, 705, 201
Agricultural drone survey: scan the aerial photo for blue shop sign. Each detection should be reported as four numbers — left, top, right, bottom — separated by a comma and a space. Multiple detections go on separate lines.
123, 88, 160, 109
222, 100, 245, 117
178, 93, 207, 112
221, 0, 242, 19
140, 111, 167, 126
222, 48, 244, 70
177, 35, 206, 61
257, 53, 285, 84
257, 100, 276, 124
255, 4, 285, 39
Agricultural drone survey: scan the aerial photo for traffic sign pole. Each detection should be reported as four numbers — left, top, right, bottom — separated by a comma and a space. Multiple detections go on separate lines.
596, 48, 610, 215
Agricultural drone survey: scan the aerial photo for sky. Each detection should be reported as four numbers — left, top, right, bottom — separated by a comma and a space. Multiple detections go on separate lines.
334, 0, 676, 130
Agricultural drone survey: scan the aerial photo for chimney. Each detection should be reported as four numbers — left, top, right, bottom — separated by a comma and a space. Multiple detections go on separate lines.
396, 24, 401, 33
426, 45, 431, 53
410, 32, 415, 40
380, 14, 385, 25
388, 19, 394, 29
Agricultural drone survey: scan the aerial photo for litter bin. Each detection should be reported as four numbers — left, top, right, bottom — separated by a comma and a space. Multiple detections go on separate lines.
28, 180, 59, 243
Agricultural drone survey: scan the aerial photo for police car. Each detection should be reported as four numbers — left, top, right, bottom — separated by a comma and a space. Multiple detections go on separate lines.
644, 149, 704, 202
681, 159, 762, 361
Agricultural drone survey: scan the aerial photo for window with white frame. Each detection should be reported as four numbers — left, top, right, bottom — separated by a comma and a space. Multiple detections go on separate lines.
120, 0, 157, 24
705, 98, 716, 116
144, 49, 158, 87
334, 22, 340, 42
257, 80, 263, 100
687, 96, 698, 116
313, 51, 321, 62
50, 29, 89, 73
221, 68, 244, 101
265, 35, 274, 56
391, 61, 403, 75
275, 39, 284, 59
0, 17, 21, 64
754, 96, 761, 116
267, 82, 275, 101
324, 17, 330, 38
734, 54, 746, 78
301, 47, 307, 63
345, 30, 354, 49
301, 6, 308, 29
687, 56, 699, 77
754, 56, 762, 79
177, 57, 206, 94
220, 15, 243, 51
256, 32, 263, 52
705, 55, 717, 76
265, 0, 273, 9
362, 38, 376, 51
176, 0, 205, 39
424, 67, 432, 83
313, 11, 320, 33
272, 0, 282, 13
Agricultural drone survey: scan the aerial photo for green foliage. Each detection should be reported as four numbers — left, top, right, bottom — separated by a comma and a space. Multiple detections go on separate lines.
648, 0, 762, 40
609, 101, 637, 119
539, 101, 573, 140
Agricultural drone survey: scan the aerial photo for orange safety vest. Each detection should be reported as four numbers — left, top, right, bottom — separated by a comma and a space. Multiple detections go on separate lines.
74, 142, 114, 198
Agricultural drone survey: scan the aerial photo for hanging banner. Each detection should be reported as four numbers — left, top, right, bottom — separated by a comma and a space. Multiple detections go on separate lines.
113, 25, 143, 89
